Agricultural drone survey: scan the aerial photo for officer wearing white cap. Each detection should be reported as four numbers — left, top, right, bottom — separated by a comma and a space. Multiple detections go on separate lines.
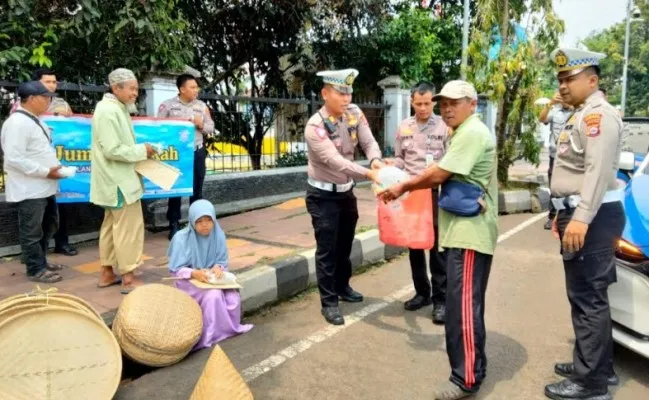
544, 48, 624, 400
305, 68, 383, 325
379, 80, 498, 400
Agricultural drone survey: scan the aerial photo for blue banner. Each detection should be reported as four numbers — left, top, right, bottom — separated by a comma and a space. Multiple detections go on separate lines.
43, 116, 195, 203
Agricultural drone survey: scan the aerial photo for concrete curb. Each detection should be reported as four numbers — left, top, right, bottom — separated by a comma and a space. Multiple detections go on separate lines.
237, 229, 405, 313
498, 186, 550, 215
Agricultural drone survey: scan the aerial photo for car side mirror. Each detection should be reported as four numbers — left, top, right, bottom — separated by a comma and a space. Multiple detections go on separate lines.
619, 151, 635, 171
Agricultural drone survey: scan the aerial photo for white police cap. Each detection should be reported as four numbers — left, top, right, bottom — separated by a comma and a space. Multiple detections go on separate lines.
316, 68, 359, 94
550, 47, 606, 78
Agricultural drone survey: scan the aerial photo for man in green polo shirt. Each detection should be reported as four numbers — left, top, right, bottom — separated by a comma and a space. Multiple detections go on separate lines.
379, 80, 497, 400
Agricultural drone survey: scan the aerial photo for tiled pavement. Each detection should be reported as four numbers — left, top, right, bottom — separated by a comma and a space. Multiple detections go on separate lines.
0, 186, 380, 316
0, 157, 549, 316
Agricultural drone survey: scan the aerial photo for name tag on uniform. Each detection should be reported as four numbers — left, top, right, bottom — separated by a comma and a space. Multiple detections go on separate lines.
426, 153, 435, 167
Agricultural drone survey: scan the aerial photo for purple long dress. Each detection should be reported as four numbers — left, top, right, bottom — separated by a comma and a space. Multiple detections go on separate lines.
173, 268, 253, 350
167, 200, 253, 351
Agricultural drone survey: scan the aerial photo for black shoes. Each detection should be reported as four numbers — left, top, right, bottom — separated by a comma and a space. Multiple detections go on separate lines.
54, 244, 78, 256
337, 287, 363, 303
403, 295, 446, 325
168, 221, 180, 240
321, 307, 344, 325
544, 378, 611, 400
404, 295, 433, 311
432, 304, 446, 325
554, 363, 619, 386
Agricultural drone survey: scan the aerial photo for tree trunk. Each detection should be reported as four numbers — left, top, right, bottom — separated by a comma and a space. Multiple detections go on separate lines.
249, 127, 264, 170
495, 0, 511, 184
496, 70, 524, 185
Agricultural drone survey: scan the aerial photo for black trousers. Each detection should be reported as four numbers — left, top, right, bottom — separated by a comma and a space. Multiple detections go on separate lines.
409, 192, 446, 304
305, 185, 358, 308
557, 202, 625, 390
53, 203, 70, 248
167, 146, 207, 223
15, 196, 58, 276
445, 248, 493, 393
548, 156, 556, 220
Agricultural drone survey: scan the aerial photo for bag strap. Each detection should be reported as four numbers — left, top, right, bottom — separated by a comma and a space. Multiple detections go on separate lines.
484, 151, 497, 197
15, 110, 51, 143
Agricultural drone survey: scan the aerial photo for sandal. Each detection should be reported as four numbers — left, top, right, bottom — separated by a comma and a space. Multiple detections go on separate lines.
28, 270, 62, 283
46, 263, 66, 271
97, 277, 122, 288
120, 281, 144, 295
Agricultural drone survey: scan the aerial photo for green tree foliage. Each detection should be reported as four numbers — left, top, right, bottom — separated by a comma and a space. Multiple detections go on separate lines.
0, 0, 193, 83
177, 0, 313, 170
467, 0, 564, 185
582, 2, 649, 116
303, 0, 468, 97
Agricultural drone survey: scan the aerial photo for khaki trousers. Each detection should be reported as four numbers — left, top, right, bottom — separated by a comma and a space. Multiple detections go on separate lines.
100, 200, 144, 275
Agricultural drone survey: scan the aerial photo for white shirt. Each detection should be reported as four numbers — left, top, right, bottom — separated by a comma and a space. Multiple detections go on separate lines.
1, 107, 59, 202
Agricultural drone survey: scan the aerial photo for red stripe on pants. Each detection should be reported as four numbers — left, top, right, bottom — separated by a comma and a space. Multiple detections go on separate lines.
462, 249, 476, 388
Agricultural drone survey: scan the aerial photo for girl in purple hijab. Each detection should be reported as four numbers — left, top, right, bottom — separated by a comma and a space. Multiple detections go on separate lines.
167, 199, 253, 350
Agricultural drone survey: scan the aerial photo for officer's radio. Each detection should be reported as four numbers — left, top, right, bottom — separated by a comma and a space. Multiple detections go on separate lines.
318, 112, 337, 135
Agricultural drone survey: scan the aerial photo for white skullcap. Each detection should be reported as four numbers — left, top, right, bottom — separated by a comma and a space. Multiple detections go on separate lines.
108, 68, 137, 85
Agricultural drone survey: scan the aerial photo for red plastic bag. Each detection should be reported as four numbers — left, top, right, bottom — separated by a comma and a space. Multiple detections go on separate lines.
378, 188, 434, 249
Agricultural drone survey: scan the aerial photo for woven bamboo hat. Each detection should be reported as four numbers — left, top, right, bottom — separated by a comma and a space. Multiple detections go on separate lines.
0, 296, 96, 319
0, 306, 122, 400
189, 346, 254, 400
112, 284, 203, 367
0, 288, 101, 319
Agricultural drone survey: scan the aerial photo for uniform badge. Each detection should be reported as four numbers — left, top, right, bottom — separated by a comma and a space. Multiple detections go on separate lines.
360, 114, 369, 126
347, 115, 358, 127
315, 127, 327, 139
554, 50, 568, 68
351, 132, 357, 141
559, 143, 569, 154
558, 131, 569, 143
345, 73, 355, 86
584, 113, 602, 137
400, 127, 413, 136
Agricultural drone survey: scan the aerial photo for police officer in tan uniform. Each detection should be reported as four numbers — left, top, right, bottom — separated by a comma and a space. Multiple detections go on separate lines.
393, 81, 448, 324
158, 74, 215, 239
544, 48, 625, 400
305, 68, 383, 325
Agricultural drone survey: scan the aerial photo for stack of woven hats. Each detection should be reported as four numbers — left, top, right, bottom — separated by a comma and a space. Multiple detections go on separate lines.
0, 287, 122, 400
112, 283, 203, 367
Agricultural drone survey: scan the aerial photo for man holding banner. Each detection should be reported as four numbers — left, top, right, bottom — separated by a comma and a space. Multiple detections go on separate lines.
9, 68, 79, 257
90, 68, 157, 293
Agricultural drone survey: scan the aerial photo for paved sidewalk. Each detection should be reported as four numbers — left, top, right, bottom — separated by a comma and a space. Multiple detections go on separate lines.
0, 187, 379, 316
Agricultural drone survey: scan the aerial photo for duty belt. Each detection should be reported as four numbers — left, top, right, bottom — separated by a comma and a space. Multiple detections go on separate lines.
551, 189, 623, 211
308, 178, 354, 193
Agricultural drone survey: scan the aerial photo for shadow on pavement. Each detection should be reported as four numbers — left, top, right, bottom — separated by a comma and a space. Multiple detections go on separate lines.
363, 303, 528, 399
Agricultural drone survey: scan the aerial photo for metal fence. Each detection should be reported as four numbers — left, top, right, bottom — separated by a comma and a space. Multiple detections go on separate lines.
200, 92, 388, 174
0, 81, 388, 190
